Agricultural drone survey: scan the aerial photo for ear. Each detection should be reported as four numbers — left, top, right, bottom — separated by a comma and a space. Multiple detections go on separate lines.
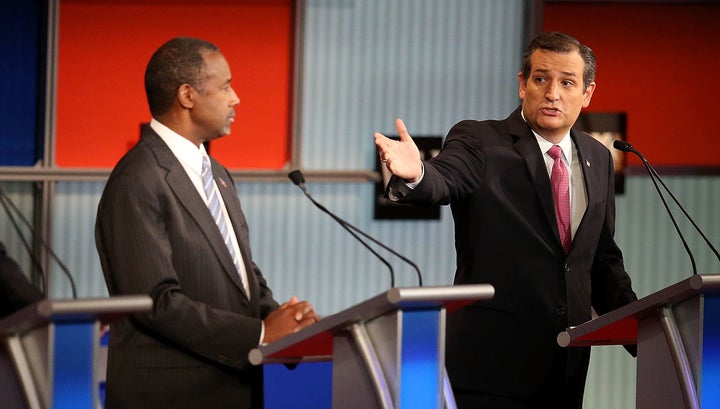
177, 83, 194, 110
518, 72, 526, 100
582, 81, 596, 108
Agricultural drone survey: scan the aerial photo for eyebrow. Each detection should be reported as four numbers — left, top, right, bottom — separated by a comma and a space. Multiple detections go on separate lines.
533, 68, 578, 78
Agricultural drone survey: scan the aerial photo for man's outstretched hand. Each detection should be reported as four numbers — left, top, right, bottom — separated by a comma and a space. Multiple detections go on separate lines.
374, 118, 422, 182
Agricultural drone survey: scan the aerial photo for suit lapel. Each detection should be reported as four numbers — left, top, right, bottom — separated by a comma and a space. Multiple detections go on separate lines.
211, 162, 259, 300
143, 130, 250, 298
571, 132, 596, 209
509, 111, 562, 249
569, 131, 601, 250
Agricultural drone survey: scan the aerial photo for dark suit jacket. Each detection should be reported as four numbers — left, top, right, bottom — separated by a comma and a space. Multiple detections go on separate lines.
95, 128, 279, 409
0, 242, 43, 318
389, 107, 637, 403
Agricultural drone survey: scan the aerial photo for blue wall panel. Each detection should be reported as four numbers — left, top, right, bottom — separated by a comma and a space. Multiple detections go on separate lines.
0, 0, 43, 166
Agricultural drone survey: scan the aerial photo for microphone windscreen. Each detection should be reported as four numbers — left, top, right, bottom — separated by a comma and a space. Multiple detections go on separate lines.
612, 140, 633, 152
288, 170, 305, 186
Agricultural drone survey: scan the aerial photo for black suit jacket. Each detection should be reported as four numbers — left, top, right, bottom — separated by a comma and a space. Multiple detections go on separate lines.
0, 242, 43, 318
95, 128, 279, 409
389, 107, 637, 402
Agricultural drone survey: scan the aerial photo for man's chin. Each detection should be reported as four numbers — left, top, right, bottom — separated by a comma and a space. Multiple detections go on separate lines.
200, 134, 226, 146
537, 119, 566, 133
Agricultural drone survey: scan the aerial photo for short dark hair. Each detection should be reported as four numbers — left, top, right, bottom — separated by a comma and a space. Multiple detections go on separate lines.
144, 37, 220, 117
520, 32, 596, 91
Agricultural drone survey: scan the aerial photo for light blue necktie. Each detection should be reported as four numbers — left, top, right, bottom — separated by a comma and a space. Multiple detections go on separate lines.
201, 155, 250, 297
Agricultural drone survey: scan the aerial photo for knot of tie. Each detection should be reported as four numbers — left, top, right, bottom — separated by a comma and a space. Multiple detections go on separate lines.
548, 145, 563, 161
202, 156, 211, 176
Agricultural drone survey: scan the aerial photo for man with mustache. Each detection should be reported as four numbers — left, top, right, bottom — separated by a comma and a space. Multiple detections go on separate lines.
96, 37, 318, 409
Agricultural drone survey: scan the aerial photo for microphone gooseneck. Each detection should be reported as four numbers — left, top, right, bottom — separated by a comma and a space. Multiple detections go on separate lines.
288, 170, 424, 287
613, 140, 720, 274
614, 141, 720, 264
0, 188, 78, 298
613, 140, 696, 274
645, 166, 720, 264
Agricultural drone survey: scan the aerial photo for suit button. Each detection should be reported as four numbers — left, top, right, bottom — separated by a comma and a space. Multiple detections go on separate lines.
555, 306, 566, 317
564, 264, 570, 273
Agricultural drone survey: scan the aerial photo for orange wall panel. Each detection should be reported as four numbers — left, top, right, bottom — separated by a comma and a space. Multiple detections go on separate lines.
544, 3, 720, 167
56, 0, 292, 169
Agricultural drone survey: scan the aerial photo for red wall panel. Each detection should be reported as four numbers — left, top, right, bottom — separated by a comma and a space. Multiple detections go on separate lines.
544, 2, 720, 167
56, 0, 292, 169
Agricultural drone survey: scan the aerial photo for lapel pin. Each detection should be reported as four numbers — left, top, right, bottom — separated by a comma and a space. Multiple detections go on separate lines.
585, 160, 590, 167
219, 178, 227, 188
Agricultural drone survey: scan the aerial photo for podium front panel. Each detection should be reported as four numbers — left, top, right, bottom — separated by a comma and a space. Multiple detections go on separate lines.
398, 309, 441, 408
701, 295, 720, 407
637, 294, 720, 409
251, 285, 494, 409
51, 322, 97, 409
0, 345, 28, 408
332, 307, 443, 409
0, 296, 152, 409
637, 303, 689, 409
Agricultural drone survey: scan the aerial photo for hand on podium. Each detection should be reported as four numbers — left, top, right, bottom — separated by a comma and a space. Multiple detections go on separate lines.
262, 296, 319, 344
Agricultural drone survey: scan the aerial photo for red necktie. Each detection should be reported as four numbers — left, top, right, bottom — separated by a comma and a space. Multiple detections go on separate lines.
548, 145, 571, 253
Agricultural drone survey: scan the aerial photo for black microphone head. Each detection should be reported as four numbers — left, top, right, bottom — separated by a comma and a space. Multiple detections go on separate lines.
612, 140, 634, 152
288, 170, 305, 186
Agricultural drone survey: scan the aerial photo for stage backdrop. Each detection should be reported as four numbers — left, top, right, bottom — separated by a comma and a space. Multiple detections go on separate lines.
55, 0, 293, 169
544, 1, 720, 169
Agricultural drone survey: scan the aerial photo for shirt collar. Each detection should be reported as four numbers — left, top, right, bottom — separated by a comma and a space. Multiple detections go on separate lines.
150, 118, 208, 175
520, 110, 572, 162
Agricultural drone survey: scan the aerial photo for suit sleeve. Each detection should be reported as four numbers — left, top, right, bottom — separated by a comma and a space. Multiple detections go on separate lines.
386, 120, 486, 205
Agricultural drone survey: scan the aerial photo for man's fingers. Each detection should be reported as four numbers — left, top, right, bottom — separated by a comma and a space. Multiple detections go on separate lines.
374, 132, 388, 147
395, 118, 411, 142
278, 295, 299, 309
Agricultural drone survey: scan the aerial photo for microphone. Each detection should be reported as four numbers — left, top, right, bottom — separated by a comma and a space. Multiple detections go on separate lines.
288, 170, 423, 287
613, 140, 720, 274
0, 187, 78, 299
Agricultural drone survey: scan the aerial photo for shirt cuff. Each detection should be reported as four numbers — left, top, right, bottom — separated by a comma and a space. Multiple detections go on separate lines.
404, 162, 425, 188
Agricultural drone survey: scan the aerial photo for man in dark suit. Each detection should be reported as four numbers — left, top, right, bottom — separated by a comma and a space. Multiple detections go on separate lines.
95, 37, 318, 409
374, 32, 637, 408
0, 241, 43, 318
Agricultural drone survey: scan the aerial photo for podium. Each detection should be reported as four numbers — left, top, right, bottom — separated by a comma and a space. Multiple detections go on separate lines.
0, 296, 152, 409
557, 274, 720, 409
249, 285, 493, 409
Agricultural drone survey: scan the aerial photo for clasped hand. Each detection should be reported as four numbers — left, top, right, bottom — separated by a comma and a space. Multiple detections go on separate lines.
262, 296, 319, 344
